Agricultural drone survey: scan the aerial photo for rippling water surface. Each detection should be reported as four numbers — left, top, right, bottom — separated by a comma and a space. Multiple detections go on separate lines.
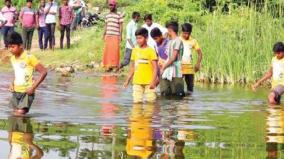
0, 73, 279, 159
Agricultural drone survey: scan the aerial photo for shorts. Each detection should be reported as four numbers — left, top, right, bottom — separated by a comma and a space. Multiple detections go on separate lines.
160, 77, 185, 97
271, 85, 284, 104
133, 85, 157, 103
9, 92, 35, 112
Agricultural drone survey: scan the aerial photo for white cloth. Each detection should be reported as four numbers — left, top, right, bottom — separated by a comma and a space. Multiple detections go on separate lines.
126, 20, 137, 49
162, 64, 174, 81
44, 2, 58, 24
142, 23, 167, 49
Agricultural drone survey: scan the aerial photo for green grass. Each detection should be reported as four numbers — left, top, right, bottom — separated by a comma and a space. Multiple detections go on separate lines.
33, 26, 104, 68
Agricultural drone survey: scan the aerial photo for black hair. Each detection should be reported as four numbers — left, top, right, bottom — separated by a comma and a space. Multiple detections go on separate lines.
5, 0, 11, 3
166, 21, 179, 33
150, 27, 162, 38
144, 14, 152, 21
132, 12, 140, 19
181, 23, 192, 34
135, 28, 148, 38
7, 32, 23, 45
27, 0, 33, 2
273, 42, 284, 53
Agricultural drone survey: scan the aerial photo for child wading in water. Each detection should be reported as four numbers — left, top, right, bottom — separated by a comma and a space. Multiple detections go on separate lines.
8, 32, 47, 116
252, 42, 284, 105
124, 28, 158, 103
180, 23, 203, 95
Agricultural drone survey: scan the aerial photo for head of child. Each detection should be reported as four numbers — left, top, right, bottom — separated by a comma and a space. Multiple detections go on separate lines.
109, 1, 117, 12
40, 0, 45, 7
26, 0, 32, 8
5, 0, 11, 7
7, 32, 24, 57
132, 12, 140, 23
166, 21, 179, 39
62, 0, 68, 5
151, 27, 163, 45
135, 28, 148, 48
144, 14, 153, 27
273, 42, 284, 60
181, 23, 192, 40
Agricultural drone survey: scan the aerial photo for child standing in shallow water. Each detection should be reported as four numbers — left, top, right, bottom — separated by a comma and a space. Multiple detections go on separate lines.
252, 42, 284, 105
8, 32, 47, 116
124, 28, 158, 103
180, 23, 203, 95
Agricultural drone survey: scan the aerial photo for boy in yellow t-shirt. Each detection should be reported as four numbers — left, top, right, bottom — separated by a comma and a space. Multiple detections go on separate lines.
8, 32, 47, 116
124, 28, 158, 103
252, 42, 284, 105
180, 23, 203, 94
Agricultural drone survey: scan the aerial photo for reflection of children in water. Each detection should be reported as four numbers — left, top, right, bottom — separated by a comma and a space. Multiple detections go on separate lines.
100, 75, 119, 136
8, 116, 43, 159
126, 104, 155, 159
266, 107, 284, 159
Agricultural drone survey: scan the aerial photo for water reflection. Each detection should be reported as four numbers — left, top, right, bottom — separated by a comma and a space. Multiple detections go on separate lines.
127, 104, 155, 158
8, 116, 43, 159
266, 106, 284, 159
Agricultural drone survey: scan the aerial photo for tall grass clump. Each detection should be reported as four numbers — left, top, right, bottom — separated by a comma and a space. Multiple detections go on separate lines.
127, 0, 284, 85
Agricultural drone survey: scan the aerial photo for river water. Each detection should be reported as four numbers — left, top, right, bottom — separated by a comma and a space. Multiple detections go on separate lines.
0, 73, 281, 159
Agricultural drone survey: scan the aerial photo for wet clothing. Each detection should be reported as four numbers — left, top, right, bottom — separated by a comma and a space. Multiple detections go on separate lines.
11, 52, 39, 93
271, 85, 284, 104
133, 85, 156, 103
181, 36, 200, 75
272, 56, 284, 88
131, 47, 158, 85
160, 77, 185, 97
9, 92, 34, 112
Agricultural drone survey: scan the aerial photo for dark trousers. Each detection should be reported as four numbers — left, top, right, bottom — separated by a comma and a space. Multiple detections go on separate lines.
38, 26, 48, 50
22, 27, 34, 50
60, 24, 71, 49
184, 74, 194, 92
160, 77, 185, 97
120, 48, 132, 68
2, 26, 14, 47
46, 23, 56, 49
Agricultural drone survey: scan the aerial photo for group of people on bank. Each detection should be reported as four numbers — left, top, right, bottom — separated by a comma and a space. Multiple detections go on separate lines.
0, 0, 86, 50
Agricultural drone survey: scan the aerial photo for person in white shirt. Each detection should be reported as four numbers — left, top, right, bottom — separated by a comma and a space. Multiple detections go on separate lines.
142, 14, 167, 49
44, 0, 58, 50
119, 11, 140, 69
